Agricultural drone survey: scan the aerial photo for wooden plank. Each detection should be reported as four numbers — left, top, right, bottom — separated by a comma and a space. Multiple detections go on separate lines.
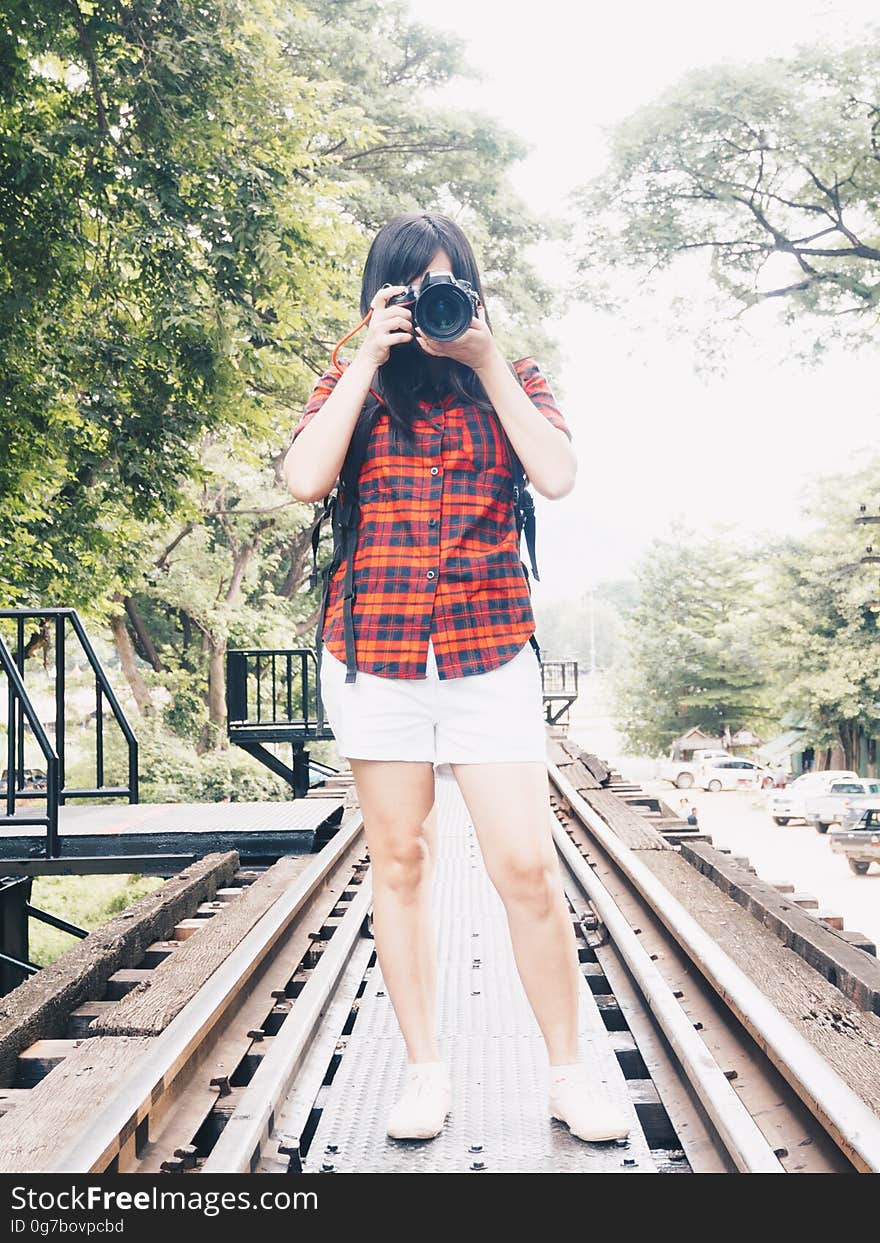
546, 739, 600, 790
67, 1002, 116, 1037
0, 1037, 152, 1172
104, 969, 159, 1000
558, 739, 612, 786
92, 856, 313, 1037
579, 789, 670, 851
641, 850, 880, 1112
679, 840, 880, 1014
838, 930, 877, 955
16, 1039, 78, 1086
172, 919, 209, 941
0, 851, 239, 1087
0, 1088, 32, 1118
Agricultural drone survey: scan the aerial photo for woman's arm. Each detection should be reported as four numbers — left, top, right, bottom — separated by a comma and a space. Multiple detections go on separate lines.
474, 351, 577, 500
415, 313, 577, 500
283, 285, 413, 502
283, 352, 378, 502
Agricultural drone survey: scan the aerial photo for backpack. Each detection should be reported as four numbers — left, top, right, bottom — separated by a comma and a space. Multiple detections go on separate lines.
307, 359, 542, 683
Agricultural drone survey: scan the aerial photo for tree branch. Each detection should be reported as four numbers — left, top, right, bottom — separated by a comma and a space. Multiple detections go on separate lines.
64, 0, 110, 132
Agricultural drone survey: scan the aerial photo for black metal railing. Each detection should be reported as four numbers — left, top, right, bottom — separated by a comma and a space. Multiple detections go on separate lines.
540, 658, 579, 698
226, 647, 338, 798
0, 608, 139, 857
540, 658, 580, 727
227, 647, 327, 732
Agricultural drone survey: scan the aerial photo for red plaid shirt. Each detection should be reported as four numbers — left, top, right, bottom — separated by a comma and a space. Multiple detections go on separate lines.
292, 355, 573, 679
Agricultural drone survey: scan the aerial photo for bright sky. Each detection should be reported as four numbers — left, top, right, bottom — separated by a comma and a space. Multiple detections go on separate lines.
405, 0, 880, 598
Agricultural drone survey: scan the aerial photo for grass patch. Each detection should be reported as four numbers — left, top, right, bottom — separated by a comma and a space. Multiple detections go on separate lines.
28, 874, 165, 968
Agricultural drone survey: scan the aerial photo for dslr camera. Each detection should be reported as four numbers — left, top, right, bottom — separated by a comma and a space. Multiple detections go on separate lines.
386, 271, 480, 341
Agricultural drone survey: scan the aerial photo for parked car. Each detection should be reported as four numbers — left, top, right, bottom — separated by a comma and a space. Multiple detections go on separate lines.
767, 770, 860, 825
697, 758, 776, 792
805, 779, 880, 833
658, 748, 732, 789
828, 801, 880, 874
0, 767, 48, 793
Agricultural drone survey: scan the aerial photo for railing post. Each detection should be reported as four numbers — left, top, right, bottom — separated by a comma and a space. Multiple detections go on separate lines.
46, 753, 60, 858
15, 613, 24, 785
129, 738, 138, 804
227, 652, 248, 722
55, 612, 66, 803
5, 671, 14, 818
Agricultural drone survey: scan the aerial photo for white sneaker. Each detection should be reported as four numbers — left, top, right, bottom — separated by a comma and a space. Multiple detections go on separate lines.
386, 1060, 452, 1140
549, 1062, 631, 1142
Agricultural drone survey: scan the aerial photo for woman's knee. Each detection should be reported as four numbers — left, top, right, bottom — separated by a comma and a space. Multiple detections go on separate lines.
373, 829, 432, 897
351, 759, 436, 897
491, 853, 559, 916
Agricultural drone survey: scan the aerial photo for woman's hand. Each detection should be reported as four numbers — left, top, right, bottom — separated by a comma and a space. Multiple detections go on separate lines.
356, 285, 414, 368
414, 305, 499, 371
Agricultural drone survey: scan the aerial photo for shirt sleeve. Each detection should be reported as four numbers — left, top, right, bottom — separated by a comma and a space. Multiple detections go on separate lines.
511, 357, 573, 441
291, 358, 350, 441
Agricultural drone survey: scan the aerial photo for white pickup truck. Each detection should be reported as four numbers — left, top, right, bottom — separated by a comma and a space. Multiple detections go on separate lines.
829, 801, 880, 874
804, 778, 880, 833
767, 770, 859, 825
658, 749, 731, 789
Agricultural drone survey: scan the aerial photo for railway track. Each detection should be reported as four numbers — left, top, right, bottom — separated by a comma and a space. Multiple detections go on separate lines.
3, 749, 880, 1175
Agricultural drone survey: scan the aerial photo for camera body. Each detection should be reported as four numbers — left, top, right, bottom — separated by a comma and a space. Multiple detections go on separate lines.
386, 270, 480, 341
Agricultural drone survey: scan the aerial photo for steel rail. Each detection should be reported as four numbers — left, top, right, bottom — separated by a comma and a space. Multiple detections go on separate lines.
51, 811, 366, 1173
549, 759, 880, 1173
202, 875, 373, 1173
550, 803, 784, 1172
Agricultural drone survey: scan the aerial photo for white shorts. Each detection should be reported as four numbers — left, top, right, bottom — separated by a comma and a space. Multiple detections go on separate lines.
318, 637, 548, 773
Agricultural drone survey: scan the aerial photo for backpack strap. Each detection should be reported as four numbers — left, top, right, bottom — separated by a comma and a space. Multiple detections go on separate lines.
329, 402, 382, 683
504, 360, 540, 583
504, 359, 542, 664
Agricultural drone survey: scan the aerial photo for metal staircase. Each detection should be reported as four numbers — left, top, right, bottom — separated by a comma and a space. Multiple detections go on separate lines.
226, 647, 339, 799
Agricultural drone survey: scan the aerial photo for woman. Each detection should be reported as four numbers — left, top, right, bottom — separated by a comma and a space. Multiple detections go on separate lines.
284, 211, 630, 1146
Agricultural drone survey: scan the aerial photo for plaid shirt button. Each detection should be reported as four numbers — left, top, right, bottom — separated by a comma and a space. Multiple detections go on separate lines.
294, 355, 572, 679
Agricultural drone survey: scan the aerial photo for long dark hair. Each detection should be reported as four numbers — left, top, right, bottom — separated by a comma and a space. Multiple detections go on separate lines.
351, 212, 498, 455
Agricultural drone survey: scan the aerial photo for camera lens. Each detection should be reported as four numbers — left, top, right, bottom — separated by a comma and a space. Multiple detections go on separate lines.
416, 283, 473, 341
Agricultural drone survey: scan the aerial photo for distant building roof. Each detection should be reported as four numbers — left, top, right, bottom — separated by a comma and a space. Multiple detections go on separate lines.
674, 727, 724, 749
757, 727, 809, 761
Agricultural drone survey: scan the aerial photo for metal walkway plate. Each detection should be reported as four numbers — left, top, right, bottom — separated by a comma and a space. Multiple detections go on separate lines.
303, 770, 656, 1172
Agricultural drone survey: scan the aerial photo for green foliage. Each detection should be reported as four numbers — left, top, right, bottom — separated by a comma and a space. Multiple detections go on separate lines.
28, 873, 164, 967
95, 711, 298, 802
572, 33, 880, 363
610, 523, 771, 756
535, 579, 639, 670
289, 0, 562, 367
756, 462, 880, 762
0, 0, 369, 608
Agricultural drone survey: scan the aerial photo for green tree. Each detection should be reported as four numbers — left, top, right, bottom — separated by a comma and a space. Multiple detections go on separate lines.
290, 0, 562, 365
0, 0, 370, 609
757, 463, 880, 770
611, 524, 771, 756
535, 578, 639, 670
571, 36, 880, 363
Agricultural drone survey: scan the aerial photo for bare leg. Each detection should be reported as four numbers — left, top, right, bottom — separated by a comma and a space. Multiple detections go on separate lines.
349, 758, 440, 1064
450, 760, 580, 1065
